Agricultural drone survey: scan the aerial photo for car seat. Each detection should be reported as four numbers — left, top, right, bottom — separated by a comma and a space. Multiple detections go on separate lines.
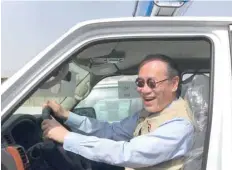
180, 73, 210, 170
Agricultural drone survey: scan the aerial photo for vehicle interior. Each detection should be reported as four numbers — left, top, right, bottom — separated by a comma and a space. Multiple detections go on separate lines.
1, 37, 211, 170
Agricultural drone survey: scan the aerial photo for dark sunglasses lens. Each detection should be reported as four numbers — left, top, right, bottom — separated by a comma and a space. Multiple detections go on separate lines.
147, 78, 156, 88
135, 78, 145, 87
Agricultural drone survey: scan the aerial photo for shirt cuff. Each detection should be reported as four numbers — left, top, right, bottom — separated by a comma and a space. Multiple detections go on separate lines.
64, 111, 82, 127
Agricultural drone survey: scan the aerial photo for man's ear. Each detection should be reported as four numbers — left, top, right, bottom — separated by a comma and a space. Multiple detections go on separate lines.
171, 76, 180, 92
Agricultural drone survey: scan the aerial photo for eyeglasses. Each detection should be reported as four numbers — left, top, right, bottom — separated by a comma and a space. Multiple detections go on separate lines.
135, 77, 169, 89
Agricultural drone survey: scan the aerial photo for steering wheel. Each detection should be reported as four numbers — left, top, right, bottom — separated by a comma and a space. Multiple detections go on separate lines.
40, 107, 92, 170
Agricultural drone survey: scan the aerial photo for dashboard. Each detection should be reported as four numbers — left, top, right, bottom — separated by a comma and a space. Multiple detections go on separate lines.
1, 113, 87, 170
2, 114, 43, 150
1, 114, 44, 170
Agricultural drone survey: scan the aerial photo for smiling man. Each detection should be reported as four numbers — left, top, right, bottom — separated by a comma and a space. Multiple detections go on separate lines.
42, 54, 195, 170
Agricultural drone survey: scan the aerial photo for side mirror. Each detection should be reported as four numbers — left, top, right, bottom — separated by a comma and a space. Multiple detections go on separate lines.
72, 107, 96, 119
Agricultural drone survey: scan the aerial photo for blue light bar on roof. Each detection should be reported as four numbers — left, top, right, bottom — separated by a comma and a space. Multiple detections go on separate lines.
133, 0, 154, 16
133, 0, 189, 17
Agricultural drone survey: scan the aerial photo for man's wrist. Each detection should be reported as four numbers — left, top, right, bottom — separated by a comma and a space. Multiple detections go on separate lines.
62, 111, 70, 120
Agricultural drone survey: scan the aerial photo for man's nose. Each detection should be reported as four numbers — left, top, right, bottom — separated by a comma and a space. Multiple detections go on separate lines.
141, 83, 153, 94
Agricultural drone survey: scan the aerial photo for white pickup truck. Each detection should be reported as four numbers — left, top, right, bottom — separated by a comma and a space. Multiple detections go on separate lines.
1, 17, 232, 170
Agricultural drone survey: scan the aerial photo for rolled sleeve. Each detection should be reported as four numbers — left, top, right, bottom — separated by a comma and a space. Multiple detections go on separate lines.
64, 112, 83, 127
63, 118, 194, 168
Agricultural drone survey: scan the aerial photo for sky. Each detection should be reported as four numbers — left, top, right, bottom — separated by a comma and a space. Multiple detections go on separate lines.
1, 1, 232, 77
1, 1, 135, 77
180, 1, 232, 16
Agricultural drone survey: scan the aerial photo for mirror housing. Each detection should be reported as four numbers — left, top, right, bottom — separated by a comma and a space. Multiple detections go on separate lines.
72, 107, 96, 119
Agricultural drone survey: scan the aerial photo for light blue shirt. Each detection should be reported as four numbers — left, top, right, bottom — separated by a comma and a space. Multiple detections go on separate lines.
63, 111, 194, 168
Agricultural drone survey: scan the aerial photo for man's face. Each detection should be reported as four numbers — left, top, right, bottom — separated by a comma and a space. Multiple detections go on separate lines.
136, 60, 179, 113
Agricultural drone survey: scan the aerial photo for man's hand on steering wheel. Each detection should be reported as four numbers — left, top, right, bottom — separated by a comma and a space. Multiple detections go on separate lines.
43, 100, 70, 120
41, 100, 71, 143
41, 118, 70, 143
40, 101, 92, 170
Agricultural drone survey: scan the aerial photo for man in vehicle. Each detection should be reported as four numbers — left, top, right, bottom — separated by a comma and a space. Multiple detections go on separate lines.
41, 54, 195, 169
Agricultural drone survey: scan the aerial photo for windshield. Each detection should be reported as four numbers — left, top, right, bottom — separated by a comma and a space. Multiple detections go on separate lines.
76, 76, 143, 122
13, 62, 89, 115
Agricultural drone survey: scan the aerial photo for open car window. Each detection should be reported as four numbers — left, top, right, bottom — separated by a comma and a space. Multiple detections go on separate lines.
6, 35, 214, 170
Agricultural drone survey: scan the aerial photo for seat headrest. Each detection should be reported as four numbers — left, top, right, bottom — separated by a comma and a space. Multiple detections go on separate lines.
181, 74, 210, 131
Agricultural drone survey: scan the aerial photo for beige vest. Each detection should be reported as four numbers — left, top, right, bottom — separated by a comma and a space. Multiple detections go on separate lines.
130, 97, 195, 170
